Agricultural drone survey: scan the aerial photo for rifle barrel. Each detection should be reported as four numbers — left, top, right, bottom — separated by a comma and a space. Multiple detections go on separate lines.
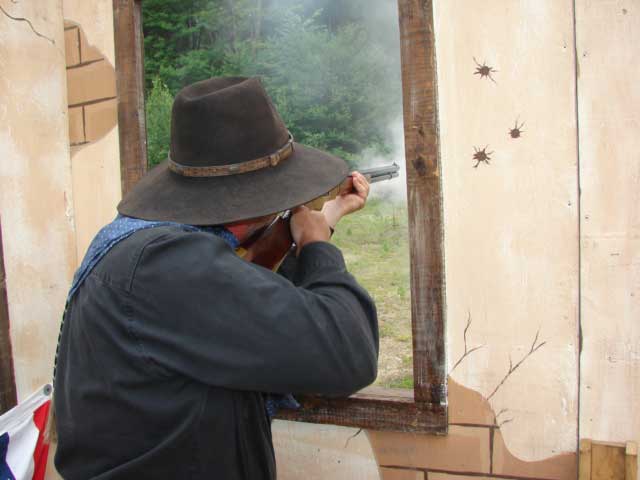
358, 163, 400, 184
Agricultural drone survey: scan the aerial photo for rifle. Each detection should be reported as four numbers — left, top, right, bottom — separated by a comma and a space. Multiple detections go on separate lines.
359, 163, 400, 183
238, 163, 400, 270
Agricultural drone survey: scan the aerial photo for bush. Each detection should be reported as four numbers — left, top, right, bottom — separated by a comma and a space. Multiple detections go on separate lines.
145, 77, 174, 168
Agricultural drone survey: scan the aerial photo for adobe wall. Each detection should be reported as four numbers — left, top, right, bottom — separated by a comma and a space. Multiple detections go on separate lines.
62, 0, 121, 262
576, 0, 639, 458
0, 0, 75, 402
0, 0, 120, 477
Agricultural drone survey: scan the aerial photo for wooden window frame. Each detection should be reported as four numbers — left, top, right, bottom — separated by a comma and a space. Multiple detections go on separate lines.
113, 0, 447, 434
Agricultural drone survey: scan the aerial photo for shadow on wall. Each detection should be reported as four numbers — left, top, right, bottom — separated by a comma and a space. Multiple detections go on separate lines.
64, 20, 117, 153
369, 378, 577, 480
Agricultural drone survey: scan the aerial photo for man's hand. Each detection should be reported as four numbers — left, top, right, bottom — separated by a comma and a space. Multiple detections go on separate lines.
321, 171, 370, 229
290, 206, 332, 254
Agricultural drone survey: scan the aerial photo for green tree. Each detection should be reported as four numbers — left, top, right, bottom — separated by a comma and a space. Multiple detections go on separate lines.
251, 11, 401, 166
142, 1, 403, 168
143, 0, 259, 94
145, 77, 173, 167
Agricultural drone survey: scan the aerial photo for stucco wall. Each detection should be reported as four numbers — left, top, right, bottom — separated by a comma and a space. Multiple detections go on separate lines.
62, 0, 121, 262
0, 1, 119, 477
576, 0, 639, 460
437, 0, 580, 462
0, 0, 76, 400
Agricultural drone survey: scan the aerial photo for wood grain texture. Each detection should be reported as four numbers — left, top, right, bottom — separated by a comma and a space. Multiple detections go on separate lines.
580, 440, 592, 480
397, 0, 447, 408
592, 442, 625, 480
627, 442, 638, 480
0, 220, 17, 414
277, 389, 446, 433
113, 0, 147, 196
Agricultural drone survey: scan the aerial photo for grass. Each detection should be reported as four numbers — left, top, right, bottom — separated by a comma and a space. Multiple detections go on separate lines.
331, 197, 414, 388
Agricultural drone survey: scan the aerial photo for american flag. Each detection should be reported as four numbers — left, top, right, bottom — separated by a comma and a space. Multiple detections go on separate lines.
0, 385, 51, 480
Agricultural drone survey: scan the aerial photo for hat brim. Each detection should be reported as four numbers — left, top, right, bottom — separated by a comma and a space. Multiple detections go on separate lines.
117, 143, 350, 225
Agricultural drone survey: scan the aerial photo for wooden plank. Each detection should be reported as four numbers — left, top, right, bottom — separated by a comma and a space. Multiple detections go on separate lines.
277, 392, 446, 433
626, 442, 637, 480
113, 0, 147, 196
0, 220, 17, 414
592, 442, 625, 480
575, 0, 640, 454
397, 0, 447, 408
580, 439, 592, 480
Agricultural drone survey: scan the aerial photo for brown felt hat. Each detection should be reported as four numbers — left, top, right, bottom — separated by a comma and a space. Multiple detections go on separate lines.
117, 76, 349, 225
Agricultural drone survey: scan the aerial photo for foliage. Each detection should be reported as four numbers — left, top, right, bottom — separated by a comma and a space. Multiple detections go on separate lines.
142, 0, 402, 168
251, 11, 400, 166
145, 78, 174, 167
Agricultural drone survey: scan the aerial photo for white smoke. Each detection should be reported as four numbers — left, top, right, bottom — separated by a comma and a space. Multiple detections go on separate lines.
262, 0, 406, 203
359, 117, 407, 203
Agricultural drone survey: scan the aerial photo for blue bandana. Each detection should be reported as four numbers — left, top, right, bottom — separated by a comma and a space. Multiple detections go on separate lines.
58, 214, 298, 418
67, 215, 238, 300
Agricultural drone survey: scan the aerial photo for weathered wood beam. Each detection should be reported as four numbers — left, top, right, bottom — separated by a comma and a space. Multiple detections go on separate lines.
278, 388, 446, 433
397, 0, 447, 407
113, 0, 147, 196
0, 219, 17, 414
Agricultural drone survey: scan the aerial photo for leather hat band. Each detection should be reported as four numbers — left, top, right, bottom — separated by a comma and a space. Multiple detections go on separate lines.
168, 133, 294, 178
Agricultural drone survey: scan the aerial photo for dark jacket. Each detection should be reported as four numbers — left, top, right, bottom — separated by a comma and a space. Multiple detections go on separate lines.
54, 226, 378, 479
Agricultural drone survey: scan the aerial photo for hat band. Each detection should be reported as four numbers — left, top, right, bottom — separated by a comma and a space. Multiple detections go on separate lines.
168, 133, 294, 178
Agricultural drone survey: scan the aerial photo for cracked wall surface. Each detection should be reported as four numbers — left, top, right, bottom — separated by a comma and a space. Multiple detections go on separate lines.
434, 0, 580, 463
0, 0, 75, 400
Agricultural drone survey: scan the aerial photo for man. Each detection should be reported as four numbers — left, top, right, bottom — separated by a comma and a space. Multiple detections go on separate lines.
53, 77, 378, 479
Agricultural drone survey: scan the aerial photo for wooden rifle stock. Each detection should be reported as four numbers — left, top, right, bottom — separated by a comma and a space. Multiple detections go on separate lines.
239, 163, 400, 270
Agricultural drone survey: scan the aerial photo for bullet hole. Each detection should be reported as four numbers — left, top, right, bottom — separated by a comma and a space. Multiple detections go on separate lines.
622, 8, 628, 14
473, 57, 497, 83
509, 119, 525, 139
473, 146, 493, 168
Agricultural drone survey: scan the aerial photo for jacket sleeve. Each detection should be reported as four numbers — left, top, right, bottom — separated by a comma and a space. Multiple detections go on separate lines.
129, 229, 378, 397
